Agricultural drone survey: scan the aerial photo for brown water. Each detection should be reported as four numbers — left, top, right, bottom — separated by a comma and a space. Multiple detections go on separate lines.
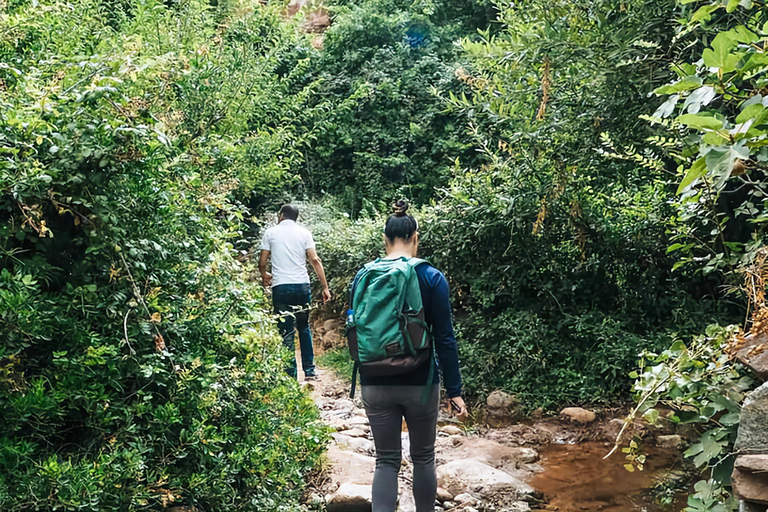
530, 442, 687, 511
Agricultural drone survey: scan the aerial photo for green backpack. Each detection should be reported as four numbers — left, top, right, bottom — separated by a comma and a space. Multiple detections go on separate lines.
347, 257, 433, 398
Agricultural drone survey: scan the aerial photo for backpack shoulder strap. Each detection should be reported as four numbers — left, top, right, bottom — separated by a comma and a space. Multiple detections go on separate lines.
405, 257, 430, 269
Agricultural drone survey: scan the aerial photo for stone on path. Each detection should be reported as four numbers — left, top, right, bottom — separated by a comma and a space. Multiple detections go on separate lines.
436, 488, 454, 503
326, 445, 375, 485
736, 382, 768, 453
339, 428, 368, 438
326, 483, 373, 512
559, 407, 597, 424
332, 434, 374, 454
436, 459, 534, 498
440, 425, 463, 436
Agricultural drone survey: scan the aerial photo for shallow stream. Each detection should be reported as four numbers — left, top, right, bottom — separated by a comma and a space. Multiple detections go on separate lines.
530, 442, 687, 511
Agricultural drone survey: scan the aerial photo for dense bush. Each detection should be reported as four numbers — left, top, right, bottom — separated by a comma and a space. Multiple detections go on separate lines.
280, 0, 495, 209
304, 0, 739, 408
0, 0, 326, 509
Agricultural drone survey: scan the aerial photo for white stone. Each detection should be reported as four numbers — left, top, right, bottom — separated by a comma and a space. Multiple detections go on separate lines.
440, 425, 463, 436
559, 407, 597, 424
436, 487, 454, 503
437, 460, 534, 498
326, 483, 372, 512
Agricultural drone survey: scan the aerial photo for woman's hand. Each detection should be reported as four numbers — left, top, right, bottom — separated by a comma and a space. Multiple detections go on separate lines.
449, 396, 469, 423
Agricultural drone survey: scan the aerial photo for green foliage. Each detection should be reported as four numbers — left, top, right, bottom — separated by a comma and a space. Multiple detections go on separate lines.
0, 0, 326, 509
628, 325, 755, 512
282, 0, 495, 209
650, 1, 768, 277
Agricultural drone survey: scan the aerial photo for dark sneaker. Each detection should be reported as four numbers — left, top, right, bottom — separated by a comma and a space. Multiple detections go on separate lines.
304, 374, 318, 382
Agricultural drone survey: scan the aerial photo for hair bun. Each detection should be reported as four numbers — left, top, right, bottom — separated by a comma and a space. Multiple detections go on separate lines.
392, 200, 409, 217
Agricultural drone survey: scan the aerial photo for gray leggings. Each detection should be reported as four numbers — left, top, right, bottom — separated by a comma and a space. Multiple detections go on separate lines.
361, 385, 440, 512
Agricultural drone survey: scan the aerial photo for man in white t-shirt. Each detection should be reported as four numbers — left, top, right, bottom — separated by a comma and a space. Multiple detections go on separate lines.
258, 204, 331, 380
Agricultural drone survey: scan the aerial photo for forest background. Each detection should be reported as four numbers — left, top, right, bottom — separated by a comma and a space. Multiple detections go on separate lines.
2, 0, 767, 509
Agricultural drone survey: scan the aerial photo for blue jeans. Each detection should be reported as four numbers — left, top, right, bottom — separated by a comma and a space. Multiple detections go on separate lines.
272, 283, 315, 378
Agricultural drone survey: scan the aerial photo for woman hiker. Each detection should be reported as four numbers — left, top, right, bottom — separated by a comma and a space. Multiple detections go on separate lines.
349, 200, 468, 512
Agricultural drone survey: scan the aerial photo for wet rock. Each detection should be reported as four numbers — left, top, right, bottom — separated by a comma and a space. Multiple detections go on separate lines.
437, 460, 534, 498
657, 434, 684, 449
732, 333, 768, 381
440, 425, 463, 436
602, 418, 626, 442
486, 391, 518, 427
437, 488, 454, 503
736, 383, 768, 454
326, 483, 372, 512
559, 407, 597, 424
736, 454, 768, 474
509, 447, 539, 463
442, 502, 456, 510
732, 467, 768, 505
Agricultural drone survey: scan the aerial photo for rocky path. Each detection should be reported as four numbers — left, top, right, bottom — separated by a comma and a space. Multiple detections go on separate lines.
302, 368, 580, 512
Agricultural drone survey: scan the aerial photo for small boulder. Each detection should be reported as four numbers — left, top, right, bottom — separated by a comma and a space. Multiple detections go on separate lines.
442, 502, 456, 510
559, 407, 597, 424
440, 425, 463, 436
486, 390, 518, 428
326, 483, 373, 512
436, 488, 454, 503
736, 382, 768, 454
656, 435, 685, 449
437, 460, 534, 498
487, 390, 518, 410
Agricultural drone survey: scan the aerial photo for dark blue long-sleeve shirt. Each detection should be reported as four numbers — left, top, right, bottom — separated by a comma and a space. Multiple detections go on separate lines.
350, 262, 463, 398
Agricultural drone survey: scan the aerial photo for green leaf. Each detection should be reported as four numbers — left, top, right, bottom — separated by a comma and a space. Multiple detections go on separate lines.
691, 4, 720, 23
677, 113, 723, 130
677, 158, 708, 194
655, 76, 703, 95
736, 103, 765, 123
702, 32, 741, 72
726, 0, 740, 13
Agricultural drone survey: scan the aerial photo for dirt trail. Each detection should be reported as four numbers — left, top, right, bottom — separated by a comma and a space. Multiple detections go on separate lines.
296, 359, 687, 512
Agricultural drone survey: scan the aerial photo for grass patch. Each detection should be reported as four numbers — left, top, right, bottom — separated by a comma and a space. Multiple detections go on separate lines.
318, 346, 354, 382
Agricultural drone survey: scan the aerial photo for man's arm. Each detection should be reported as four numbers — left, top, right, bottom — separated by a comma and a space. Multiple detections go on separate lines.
307, 248, 331, 303
258, 250, 272, 288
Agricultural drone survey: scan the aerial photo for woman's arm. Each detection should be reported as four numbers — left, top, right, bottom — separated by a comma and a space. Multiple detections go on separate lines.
428, 270, 462, 399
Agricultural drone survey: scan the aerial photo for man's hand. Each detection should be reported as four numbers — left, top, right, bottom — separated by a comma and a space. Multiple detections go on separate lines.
262, 272, 272, 289
322, 287, 332, 303
449, 396, 469, 423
